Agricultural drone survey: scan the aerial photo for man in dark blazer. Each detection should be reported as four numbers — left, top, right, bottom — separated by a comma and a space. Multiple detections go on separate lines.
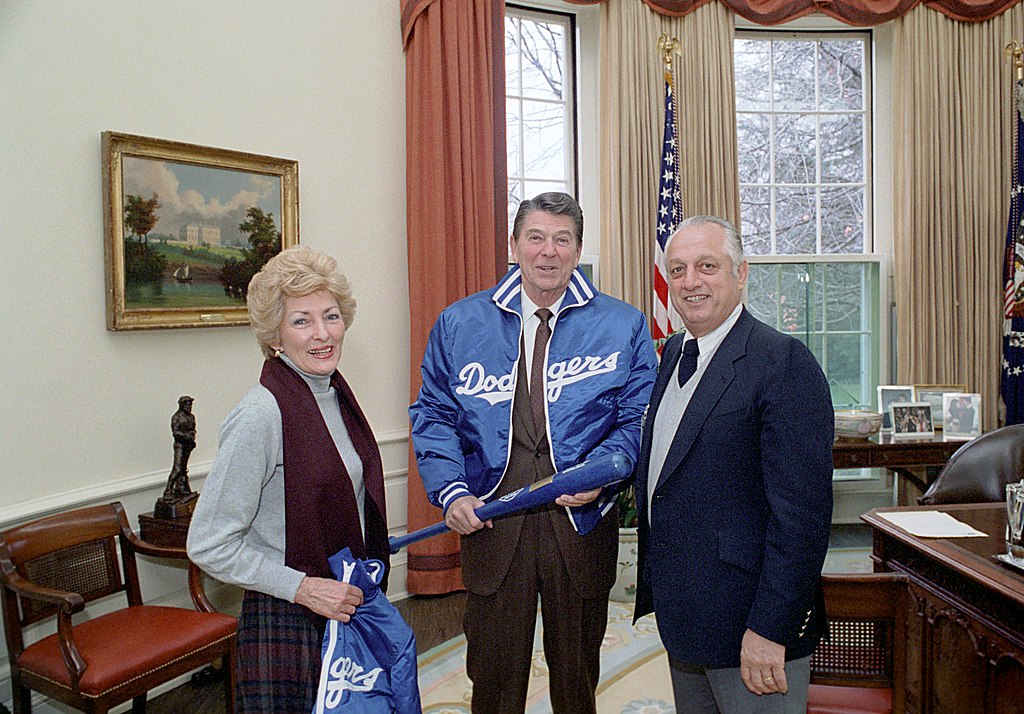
634, 215, 834, 712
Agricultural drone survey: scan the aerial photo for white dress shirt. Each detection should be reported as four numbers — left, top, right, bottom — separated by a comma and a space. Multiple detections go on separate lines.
520, 289, 565, 394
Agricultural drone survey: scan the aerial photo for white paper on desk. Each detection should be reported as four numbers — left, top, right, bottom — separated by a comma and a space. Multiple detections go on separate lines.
876, 511, 987, 538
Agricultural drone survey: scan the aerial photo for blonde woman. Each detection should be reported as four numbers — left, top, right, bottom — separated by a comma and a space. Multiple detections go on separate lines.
188, 246, 388, 713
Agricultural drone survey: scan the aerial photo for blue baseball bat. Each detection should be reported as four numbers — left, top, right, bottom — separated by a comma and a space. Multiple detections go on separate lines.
388, 452, 633, 553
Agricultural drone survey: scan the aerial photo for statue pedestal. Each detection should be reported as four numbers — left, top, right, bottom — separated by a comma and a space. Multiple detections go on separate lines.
153, 491, 199, 520
140, 494, 198, 548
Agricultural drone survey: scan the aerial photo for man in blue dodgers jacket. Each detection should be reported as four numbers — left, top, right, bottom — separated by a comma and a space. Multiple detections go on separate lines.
410, 192, 657, 713
634, 216, 833, 713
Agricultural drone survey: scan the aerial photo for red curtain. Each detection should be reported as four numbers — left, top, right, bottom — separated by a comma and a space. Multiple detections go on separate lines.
401, 0, 507, 595
564, 0, 1022, 24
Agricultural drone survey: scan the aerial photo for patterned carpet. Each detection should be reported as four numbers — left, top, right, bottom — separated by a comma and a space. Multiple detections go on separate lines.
417, 548, 873, 713
418, 601, 673, 713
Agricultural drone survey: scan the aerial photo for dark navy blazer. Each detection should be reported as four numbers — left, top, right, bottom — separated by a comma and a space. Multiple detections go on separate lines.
634, 308, 834, 667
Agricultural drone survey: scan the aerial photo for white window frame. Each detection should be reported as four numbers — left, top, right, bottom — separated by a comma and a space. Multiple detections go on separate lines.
505, 1, 600, 273
736, 15, 893, 386
736, 17, 895, 508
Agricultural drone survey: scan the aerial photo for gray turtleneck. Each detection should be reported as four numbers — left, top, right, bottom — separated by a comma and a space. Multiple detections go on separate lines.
187, 356, 365, 602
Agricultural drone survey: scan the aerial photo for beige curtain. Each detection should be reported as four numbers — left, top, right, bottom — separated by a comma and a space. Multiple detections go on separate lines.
893, 4, 1024, 430
598, 0, 739, 313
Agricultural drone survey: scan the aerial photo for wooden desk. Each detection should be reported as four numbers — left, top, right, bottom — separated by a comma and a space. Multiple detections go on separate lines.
833, 433, 965, 493
863, 503, 1024, 713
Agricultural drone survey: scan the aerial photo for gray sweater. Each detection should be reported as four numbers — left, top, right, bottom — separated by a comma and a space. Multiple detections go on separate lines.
187, 359, 365, 602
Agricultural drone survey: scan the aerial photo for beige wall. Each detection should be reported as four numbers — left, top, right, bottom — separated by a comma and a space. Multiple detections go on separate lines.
0, 1, 410, 582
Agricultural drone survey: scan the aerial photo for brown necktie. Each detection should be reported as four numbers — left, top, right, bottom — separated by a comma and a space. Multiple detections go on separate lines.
531, 308, 553, 432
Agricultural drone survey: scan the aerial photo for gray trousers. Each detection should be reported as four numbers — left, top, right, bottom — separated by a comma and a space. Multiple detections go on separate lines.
668, 654, 811, 714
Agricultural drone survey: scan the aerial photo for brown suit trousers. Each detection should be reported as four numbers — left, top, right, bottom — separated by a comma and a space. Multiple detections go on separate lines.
461, 352, 616, 713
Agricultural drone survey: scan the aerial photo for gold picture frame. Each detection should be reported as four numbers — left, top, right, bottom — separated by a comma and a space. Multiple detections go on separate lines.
914, 383, 967, 430
102, 132, 298, 330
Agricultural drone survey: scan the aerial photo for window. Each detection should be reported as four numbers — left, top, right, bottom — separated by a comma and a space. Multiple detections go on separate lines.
735, 32, 881, 409
505, 5, 576, 231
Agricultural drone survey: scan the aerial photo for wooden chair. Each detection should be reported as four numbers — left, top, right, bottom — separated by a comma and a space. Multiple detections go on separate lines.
919, 423, 1024, 505
808, 572, 907, 714
0, 502, 236, 713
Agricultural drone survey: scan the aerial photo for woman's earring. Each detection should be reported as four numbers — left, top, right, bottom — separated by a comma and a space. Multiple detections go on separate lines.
273, 348, 282, 358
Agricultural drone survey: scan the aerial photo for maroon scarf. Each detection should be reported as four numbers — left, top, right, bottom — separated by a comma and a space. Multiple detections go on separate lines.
260, 358, 390, 595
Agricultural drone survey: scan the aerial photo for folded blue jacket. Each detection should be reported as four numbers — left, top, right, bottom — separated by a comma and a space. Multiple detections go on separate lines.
313, 548, 420, 714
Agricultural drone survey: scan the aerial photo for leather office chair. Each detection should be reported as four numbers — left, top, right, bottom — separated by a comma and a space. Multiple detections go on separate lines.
918, 424, 1024, 505
807, 572, 907, 714
0, 502, 236, 714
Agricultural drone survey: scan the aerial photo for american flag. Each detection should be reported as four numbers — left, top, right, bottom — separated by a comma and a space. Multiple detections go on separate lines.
653, 64, 682, 347
1003, 77, 1024, 425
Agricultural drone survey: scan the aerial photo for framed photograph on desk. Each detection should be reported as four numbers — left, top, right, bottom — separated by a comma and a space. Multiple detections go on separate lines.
915, 384, 966, 430
942, 393, 982, 439
890, 401, 934, 437
877, 385, 915, 431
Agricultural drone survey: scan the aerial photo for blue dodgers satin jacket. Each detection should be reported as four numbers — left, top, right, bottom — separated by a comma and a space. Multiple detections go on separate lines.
410, 267, 658, 535
314, 549, 420, 714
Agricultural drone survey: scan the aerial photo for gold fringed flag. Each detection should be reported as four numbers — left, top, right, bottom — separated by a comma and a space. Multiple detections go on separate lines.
653, 35, 682, 351
1003, 43, 1024, 425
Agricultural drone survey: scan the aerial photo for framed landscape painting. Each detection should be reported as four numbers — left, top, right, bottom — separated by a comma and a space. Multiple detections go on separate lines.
102, 132, 298, 330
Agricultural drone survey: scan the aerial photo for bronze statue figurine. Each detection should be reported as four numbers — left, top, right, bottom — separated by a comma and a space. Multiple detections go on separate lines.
154, 395, 200, 519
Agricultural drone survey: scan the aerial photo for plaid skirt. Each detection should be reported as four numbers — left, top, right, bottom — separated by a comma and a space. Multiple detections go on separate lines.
236, 590, 325, 713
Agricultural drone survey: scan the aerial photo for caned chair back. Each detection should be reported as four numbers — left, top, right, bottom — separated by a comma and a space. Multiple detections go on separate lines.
1, 504, 138, 632
808, 572, 908, 714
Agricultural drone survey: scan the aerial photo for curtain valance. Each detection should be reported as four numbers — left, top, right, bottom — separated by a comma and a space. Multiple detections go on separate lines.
564, 0, 1021, 25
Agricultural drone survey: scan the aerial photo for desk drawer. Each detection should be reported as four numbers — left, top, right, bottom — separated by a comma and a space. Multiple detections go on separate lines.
833, 451, 871, 469
874, 448, 946, 467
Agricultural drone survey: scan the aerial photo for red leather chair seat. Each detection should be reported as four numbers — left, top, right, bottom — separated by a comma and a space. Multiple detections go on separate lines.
18, 605, 236, 697
807, 683, 892, 714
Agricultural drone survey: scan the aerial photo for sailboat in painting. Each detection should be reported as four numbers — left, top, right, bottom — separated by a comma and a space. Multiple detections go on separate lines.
173, 263, 193, 284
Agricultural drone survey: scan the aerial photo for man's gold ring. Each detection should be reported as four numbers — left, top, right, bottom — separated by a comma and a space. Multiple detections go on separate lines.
764, 676, 774, 682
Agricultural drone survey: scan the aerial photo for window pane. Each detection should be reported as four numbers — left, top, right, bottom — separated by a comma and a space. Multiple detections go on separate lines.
776, 187, 817, 254
745, 264, 782, 326
820, 114, 862, 182
522, 100, 566, 180
823, 263, 866, 331
519, 19, 564, 101
745, 263, 809, 336
774, 114, 817, 184
508, 180, 523, 235
821, 186, 864, 254
506, 98, 521, 176
818, 40, 863, 111
524, 179, 566, 198
773, 41, 816, 111
737, 113, 771, 184
826, 333, 869, 407
505, 17, 521, 94
735, 39, 771, 111
740, 186, 771, 255
778, 263, 811, 334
